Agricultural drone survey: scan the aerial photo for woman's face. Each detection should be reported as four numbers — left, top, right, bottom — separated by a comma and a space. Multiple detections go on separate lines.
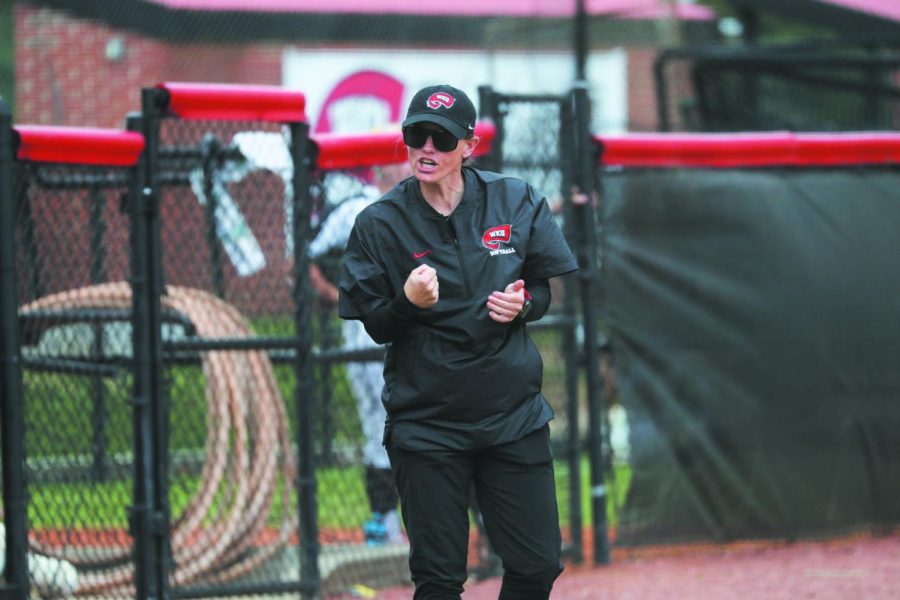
405, 124, 479, 185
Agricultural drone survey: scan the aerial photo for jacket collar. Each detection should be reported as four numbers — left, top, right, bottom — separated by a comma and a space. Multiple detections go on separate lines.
410, 167, 482, 220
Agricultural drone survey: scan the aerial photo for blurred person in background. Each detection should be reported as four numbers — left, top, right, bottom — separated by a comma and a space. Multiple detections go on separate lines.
309, 161, 413, 545
339, 84, 577, 599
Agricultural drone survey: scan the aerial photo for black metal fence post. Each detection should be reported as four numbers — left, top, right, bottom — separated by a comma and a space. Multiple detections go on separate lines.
570, 82, 610, 565
574, 0, 588, 81
558, 91, 584, 566
0, 97, 30, 599
288, 120, 321, 600
133, 88, 173, 599
476, 86, 586, 564
127, 110, 154, 600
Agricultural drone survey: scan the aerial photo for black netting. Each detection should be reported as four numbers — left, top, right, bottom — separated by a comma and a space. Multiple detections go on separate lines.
13, 161, 136, 599
656, 41, 900, 132
480, 88, 590, 565
149, 117, 302, 597
5, 3, 897, 597
599, 165, 900, 546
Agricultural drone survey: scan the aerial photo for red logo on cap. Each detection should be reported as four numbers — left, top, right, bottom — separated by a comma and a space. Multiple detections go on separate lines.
427, 93, 456, 110
482, 225, 512, 250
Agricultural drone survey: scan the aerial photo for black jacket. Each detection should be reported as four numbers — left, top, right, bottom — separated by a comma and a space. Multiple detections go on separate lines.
339, 167, 578, 450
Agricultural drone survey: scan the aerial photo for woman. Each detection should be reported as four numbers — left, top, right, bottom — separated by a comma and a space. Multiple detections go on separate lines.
339, 84, 577, 599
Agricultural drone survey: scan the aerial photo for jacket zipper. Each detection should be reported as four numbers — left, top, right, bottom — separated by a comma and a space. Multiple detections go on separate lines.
446, 216, 473, 296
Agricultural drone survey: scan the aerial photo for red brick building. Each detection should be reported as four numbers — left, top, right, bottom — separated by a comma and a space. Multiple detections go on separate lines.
13, 0, 718, 131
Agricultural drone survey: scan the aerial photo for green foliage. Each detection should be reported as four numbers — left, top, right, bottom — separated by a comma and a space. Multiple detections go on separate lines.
555, 455, 631, 528
27, 457, 630, 531
22, 311, 630, 548
23, 371, 134, 458
28, 478, 197, 530
22, 312, 360, 456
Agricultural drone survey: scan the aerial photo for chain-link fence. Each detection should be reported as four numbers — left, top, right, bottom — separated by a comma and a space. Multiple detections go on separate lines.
655, 39, 900, 132
7, 123, 144, 598
4, 3, 900, 599
592, 132, 900, 547
1, 82, 602, 599
137, 83, 318, 599
8, 1, 719, 135
478, 85, 608, 566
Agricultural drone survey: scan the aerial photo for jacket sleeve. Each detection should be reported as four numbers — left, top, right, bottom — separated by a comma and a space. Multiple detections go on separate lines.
522, 188, 579, 280
338, 217, 388, 317
338, 214, 422, 343
523, 279, 551, 322
358, 294, 418, 344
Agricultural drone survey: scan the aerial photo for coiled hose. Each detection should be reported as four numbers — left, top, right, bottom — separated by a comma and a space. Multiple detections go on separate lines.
20, 282, 297, 596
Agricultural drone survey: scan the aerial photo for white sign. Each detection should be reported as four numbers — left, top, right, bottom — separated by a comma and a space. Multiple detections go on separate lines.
282, 47, 627, 134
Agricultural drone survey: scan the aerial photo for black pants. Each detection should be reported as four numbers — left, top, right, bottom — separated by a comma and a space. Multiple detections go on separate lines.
388, 425, 563, 600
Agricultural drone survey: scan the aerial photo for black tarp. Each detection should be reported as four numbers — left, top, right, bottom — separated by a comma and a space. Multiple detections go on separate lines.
600, 166, 900, 544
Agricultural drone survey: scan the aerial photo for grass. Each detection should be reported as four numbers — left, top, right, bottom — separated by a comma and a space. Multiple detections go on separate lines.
23, 312, 631, 540
27, 457, 630, 533
27, 465, 369, 531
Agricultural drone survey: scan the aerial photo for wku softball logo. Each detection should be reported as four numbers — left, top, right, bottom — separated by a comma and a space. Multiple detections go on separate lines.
427, 92, 456, 110
482, 225, 512, 250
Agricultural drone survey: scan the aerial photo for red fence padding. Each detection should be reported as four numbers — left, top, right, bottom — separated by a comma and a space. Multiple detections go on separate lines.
313, 121, 496, 170
158, 82, 307, 123
13, 126, 145, 166
597, 132, 900, 168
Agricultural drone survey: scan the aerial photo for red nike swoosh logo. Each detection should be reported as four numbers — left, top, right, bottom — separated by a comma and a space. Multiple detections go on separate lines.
413, 250, 432, 259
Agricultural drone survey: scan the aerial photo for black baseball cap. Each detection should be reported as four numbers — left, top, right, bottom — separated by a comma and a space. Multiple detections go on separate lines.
402, 84, 476, 140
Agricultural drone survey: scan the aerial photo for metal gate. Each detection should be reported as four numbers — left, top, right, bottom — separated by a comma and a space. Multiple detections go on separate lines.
479, 84, 609, 565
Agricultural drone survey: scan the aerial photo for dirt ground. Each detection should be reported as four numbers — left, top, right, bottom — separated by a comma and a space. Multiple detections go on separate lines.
367, 529, 900, 599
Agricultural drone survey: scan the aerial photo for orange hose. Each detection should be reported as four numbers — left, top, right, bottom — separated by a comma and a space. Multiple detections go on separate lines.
20, 282, 297, 595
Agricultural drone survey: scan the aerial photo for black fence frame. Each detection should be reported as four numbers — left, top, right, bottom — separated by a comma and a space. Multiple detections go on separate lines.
654, 40, 900, 132
136, 84, 319, 600
0, 98, 30, 600
479, 84, 609, 565
0, 84, 607, 599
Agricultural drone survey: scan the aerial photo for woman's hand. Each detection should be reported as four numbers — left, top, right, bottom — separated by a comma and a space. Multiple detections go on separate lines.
487, 279, 525, 323
404, 264, 440, 308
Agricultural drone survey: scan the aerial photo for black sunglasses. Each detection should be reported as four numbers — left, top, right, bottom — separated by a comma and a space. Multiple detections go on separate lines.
402, 125, 460, 152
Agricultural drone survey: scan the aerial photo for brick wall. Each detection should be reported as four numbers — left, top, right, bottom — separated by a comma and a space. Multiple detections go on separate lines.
14, 5, 282, 128
626, 47, 662, 132
15, 4, 674, 132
